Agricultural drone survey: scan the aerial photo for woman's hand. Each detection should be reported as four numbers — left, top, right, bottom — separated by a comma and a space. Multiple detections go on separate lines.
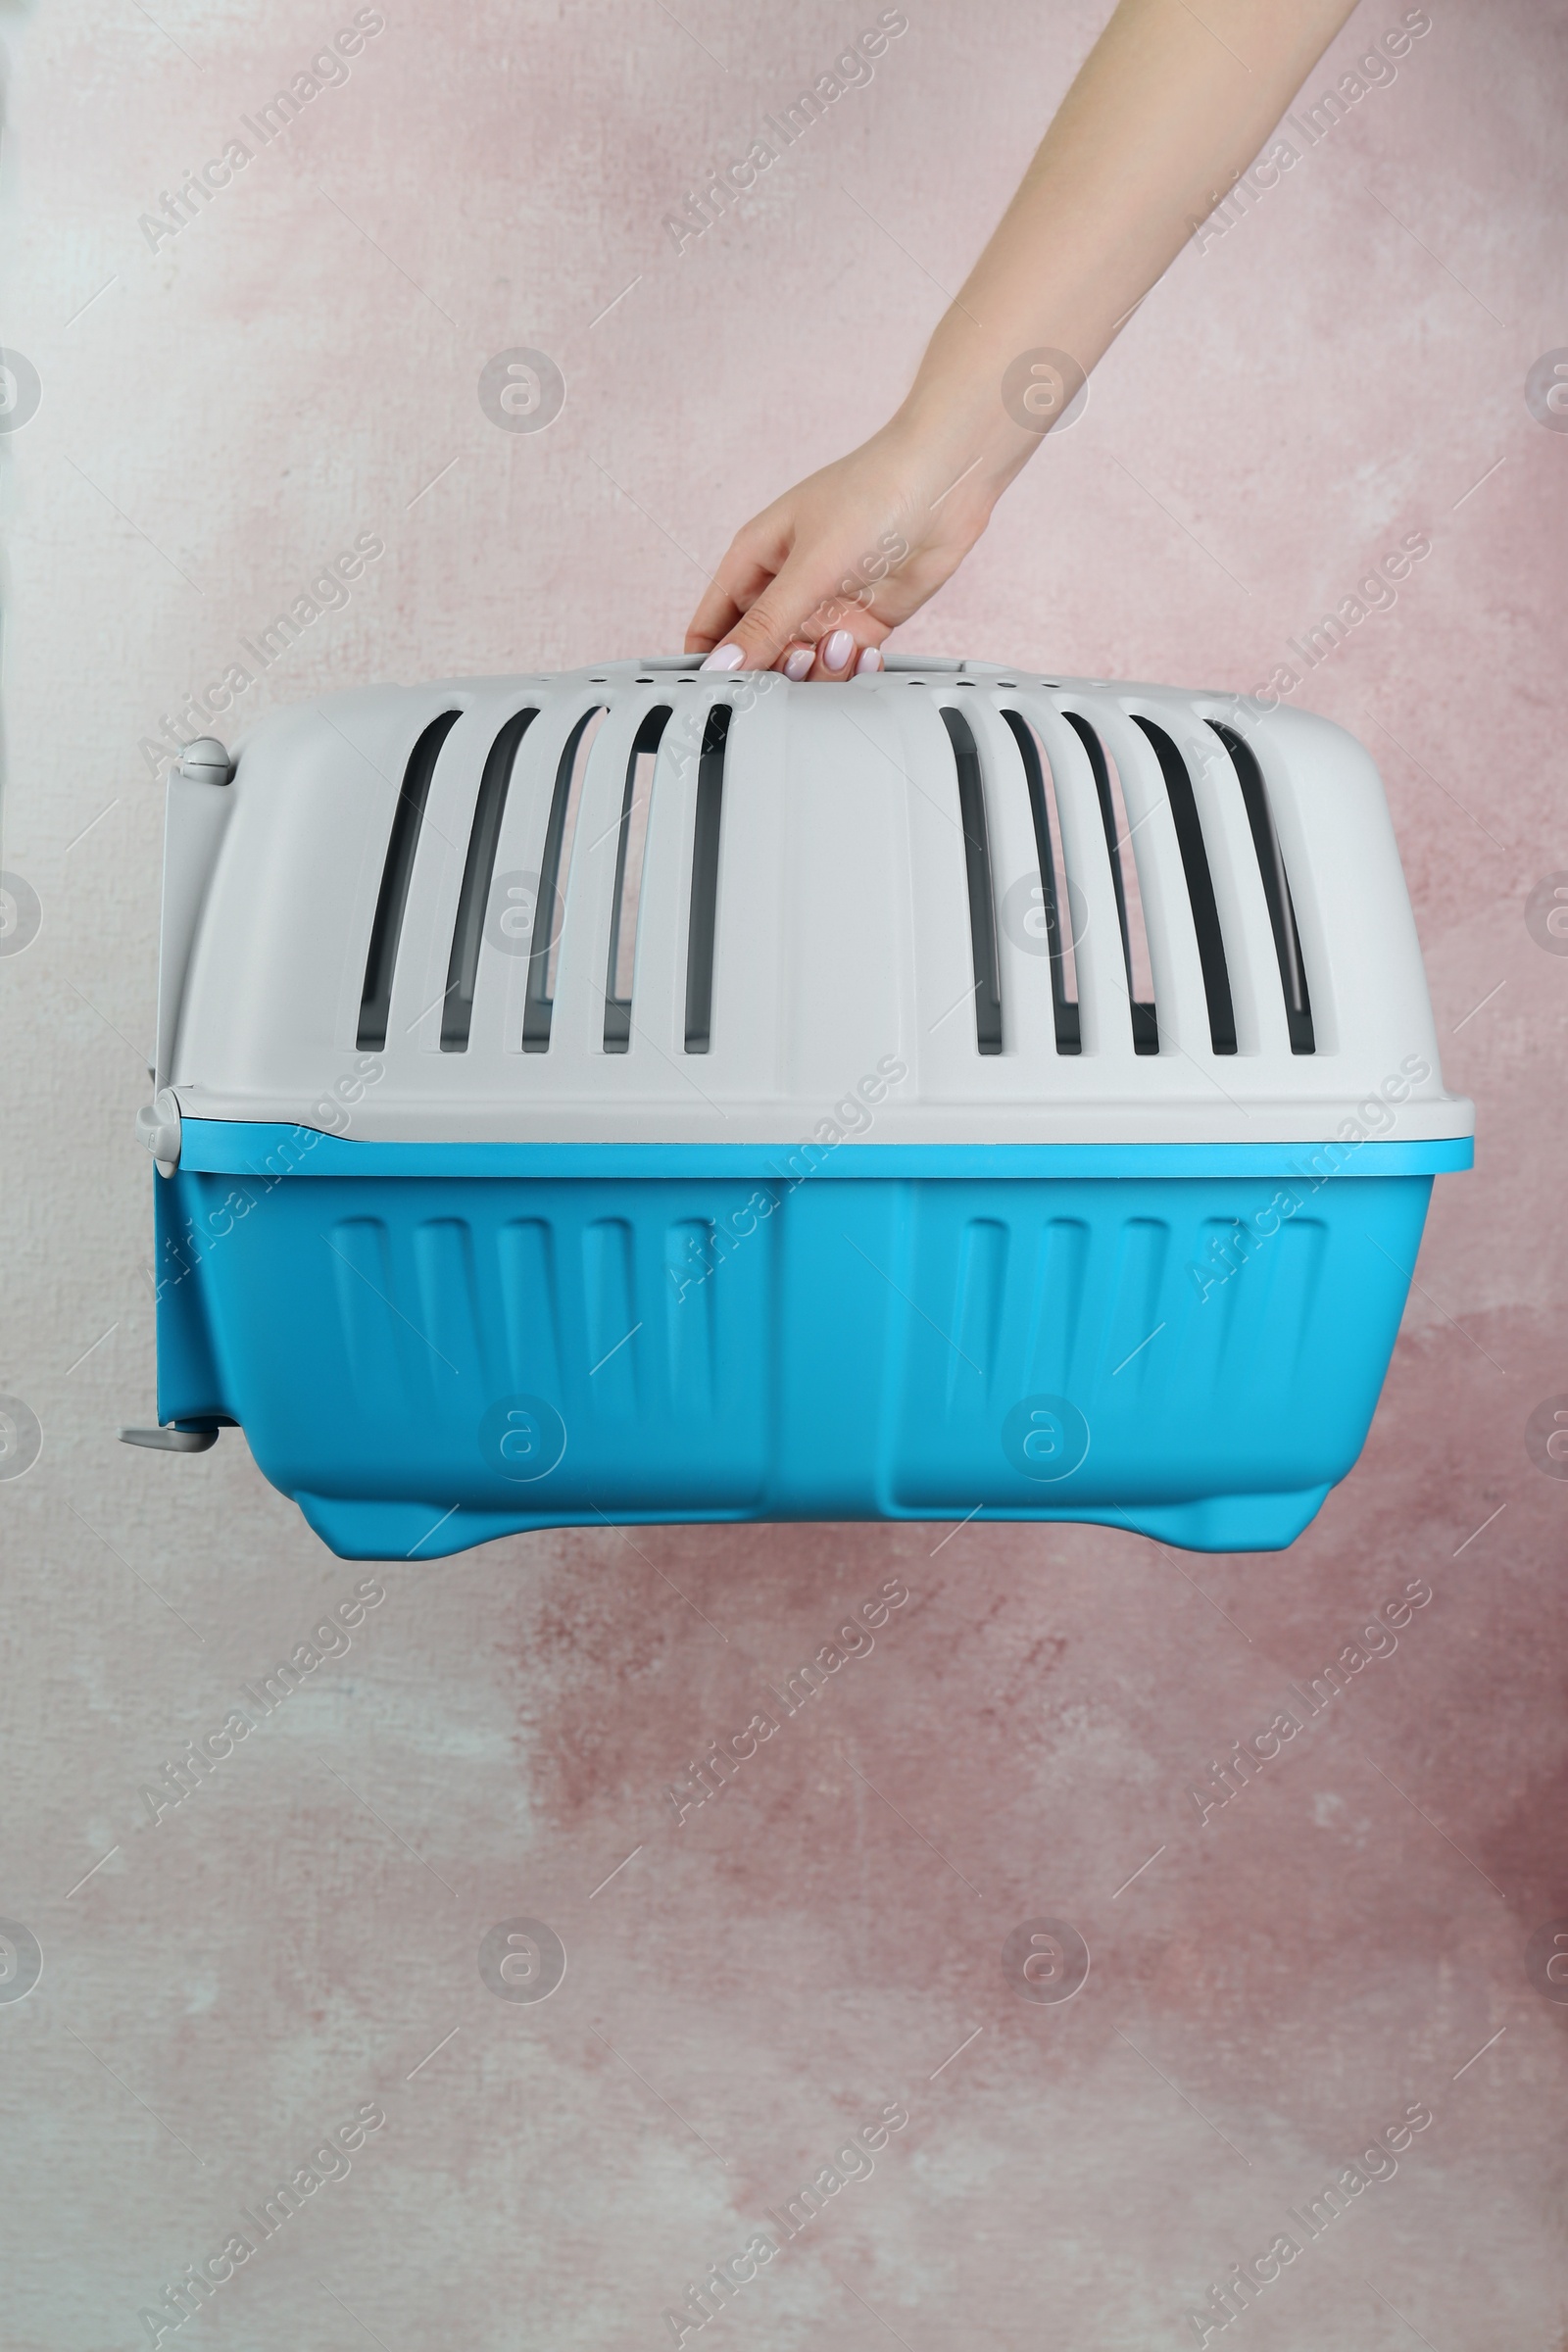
684, 0, 1360, 679
684, 411, 1008, 680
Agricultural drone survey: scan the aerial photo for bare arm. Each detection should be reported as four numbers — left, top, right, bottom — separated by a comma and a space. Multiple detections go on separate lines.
688, 0, 1360, 678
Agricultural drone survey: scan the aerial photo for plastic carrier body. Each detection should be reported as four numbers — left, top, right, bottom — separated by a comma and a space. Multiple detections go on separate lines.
142, 657, 1473, 1559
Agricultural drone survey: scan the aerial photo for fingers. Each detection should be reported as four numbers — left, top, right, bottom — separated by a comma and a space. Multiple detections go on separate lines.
697, 567, 817, 675
699, 547, 897, 675
684, 519, 789, 655
821, 627, 876, 678
776, 631, 887, 681
686, 462, 921, 675
685, 590, 742, 658
687, 486, 902, 670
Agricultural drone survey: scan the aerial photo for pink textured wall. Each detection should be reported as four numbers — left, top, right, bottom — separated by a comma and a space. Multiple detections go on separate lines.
3, 3, 1566, 2346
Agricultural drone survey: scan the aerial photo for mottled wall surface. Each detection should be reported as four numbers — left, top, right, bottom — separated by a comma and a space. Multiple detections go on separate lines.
2, 2, 1566, 2347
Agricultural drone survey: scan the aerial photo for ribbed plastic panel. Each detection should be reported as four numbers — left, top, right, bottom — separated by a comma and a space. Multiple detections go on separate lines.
153, 1163, 1438, 1557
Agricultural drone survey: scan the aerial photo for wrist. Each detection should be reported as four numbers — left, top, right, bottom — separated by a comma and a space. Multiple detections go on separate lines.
890, 347, 1044, 506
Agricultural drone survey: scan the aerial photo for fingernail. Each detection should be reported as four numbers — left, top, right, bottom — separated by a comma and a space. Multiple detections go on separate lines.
855, 646, 883, 674
700, 644, 745, 672
783, 645, 812, 680
821, 629, 854, 673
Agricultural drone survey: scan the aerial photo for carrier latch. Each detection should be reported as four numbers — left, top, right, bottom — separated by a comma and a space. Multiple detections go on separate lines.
177, 736, 232, 786
135, 1089, 182, 1175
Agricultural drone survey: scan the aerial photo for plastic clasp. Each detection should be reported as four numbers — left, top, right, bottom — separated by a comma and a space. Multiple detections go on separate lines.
177, 737, 232, 785
135, 1089, 182, 1176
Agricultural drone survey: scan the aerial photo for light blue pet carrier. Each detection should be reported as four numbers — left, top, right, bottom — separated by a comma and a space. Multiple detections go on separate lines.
124, 659, 1471, 1557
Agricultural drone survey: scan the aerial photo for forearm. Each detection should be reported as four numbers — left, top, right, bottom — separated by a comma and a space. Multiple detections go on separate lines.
898, 0, 1360, 485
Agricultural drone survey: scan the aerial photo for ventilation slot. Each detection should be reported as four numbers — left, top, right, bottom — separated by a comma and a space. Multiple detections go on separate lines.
1001, 710, 1079, 1054
683, 703, 731, 1054
605, 705, 671, 1052
358, 710, 461, 1051
441, 708, 537, 1052
1210, 722, 1314, 1053
522, 707, 605, 1054
1062, 712, 1157, 1053
1134, 719, 1237, 1055
940, 706, 1003, 1054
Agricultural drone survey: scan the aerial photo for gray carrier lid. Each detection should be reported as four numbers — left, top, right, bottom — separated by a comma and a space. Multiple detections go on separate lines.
141, 658, 1473, 1154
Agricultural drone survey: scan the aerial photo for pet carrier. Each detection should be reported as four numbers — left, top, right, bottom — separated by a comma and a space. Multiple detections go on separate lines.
124, 658, 1471, 1558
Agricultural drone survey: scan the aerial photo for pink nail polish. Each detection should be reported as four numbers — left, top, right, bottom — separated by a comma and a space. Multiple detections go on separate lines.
700, 644, 745, 671
855, 646, 883, 674
821, 629, 854, 672
783, 646, 812, 680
